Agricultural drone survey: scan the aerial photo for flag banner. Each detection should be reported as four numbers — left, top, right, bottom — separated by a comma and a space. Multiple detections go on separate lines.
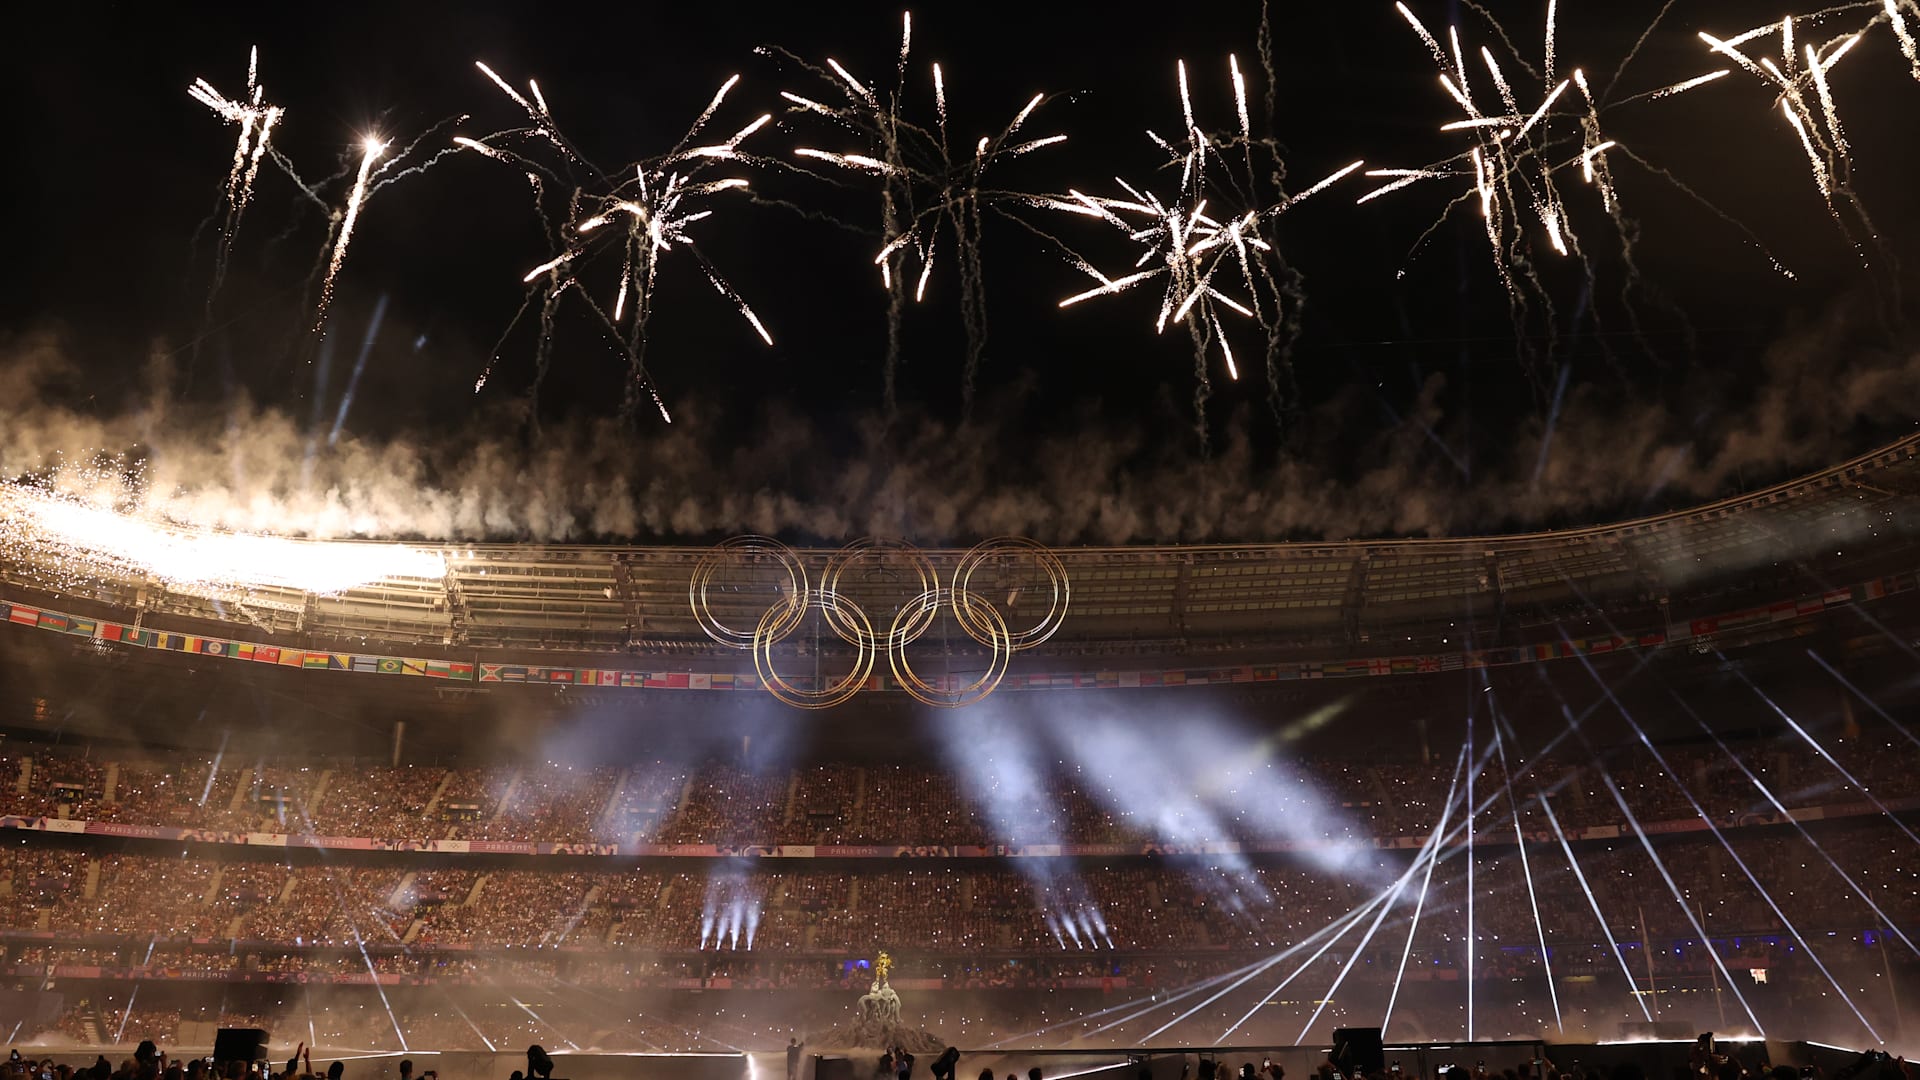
0, 570, 1900, 698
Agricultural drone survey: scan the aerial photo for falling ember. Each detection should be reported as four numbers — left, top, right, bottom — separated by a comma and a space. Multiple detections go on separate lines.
313, 136, 386, 333
1648, 69, 1730, 99
1892, 0, 1920, 79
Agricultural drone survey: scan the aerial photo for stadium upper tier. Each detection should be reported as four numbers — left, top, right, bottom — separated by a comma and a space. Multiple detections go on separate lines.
2, 434, 1917, 657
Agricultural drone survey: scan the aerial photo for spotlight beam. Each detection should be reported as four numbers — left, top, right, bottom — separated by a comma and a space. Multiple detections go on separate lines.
1490, 707, 1562, 1033
1381, 745, 1468, 1038
1145, 892, 1389, 1043
1563, 647, 1883, 1042
1538, 783, 1655, 1022
1687, 709, 1920, 957
1597, 771, 1768, 1035
1806, 649, 1920, 753
1735, 665, 1920, 850
1299, 746, 1465, 1044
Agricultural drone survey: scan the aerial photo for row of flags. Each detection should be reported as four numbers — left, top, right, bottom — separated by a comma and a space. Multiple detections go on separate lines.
0, 570, 1907, 695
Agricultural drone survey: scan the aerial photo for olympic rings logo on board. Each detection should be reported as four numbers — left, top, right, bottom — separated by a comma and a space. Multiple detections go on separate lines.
688, 535, 1070, 709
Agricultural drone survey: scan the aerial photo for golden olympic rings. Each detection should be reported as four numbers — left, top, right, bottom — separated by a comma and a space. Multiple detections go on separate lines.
820, 537, 938, 650
951, 536, 1071, 651
690, 534, 1070, 709
888, 588, 1012, 709
752, 590, 875, 710
689, 535, 808, 650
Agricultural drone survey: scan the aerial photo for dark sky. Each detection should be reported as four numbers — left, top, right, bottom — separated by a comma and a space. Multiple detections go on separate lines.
5, 0, 1918, 542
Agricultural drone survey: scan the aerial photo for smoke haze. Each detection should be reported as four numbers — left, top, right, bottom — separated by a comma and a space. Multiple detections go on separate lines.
1, 298, 1915, 546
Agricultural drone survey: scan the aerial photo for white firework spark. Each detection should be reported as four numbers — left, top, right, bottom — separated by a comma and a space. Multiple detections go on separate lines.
0, 483, 445, 598
774, 10, 1068, 414
1698, 14, 1873, 214
312, 136, 386, 332
459, 65, 774, 421
189, 47, 285, 292
1047, 57, 1360, 426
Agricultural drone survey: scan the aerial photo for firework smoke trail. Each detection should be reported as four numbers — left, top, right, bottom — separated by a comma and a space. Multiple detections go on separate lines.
460, 66, 772, 420
312, 137, 385, 333
1047, 58, 1360, 440
776, 13, 1068, 416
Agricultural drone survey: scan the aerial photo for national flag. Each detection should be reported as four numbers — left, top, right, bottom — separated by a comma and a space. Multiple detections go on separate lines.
499, 666, 527, 683
9, 605, 41, 626
689, 673, 711, 690
619, 671, 645, 687
644, 673, 671, 688
1861, 579, 1889, 601
424, 660, 451, 678
67, 618, 98, 637
546, 668, 574, 684
1822, 587, 1851, 607
97, 622, 125, 643
200, 640, 228, 656
376, 658, 404, 675
709, 672, 734, 689
234, 643, 255, 661
1391, 658, 1417, 675
1300, 663, 1324, 679
36, 612, 72, 633
349, 656, 379, 673
302, 653, 331, 670
253, 646, 281, 664
277, 648, 304, 666
1416, 656, 1440, 673
1162, 671, 1187, 686
479, 664, 502, 683
447, 663, 474, 681
402, 659, 429, 676
1095, 671, 1118, 688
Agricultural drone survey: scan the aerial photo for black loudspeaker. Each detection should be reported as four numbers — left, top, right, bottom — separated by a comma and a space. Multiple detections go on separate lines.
213, 1029, 269, 1064
815, 1057, 854, 1080
1333, 1028, 1385, 1076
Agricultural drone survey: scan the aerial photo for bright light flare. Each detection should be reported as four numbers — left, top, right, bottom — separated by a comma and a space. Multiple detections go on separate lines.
0, 486, 447, 595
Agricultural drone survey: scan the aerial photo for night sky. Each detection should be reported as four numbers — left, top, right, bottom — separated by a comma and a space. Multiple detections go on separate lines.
6, 0, 1919, 544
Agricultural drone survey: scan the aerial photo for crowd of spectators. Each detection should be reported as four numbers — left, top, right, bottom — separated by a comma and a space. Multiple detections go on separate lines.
0, 820, 1911, 971
2, 734, 1913, 851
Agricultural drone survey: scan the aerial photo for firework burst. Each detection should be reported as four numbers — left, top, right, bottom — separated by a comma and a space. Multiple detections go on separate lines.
770, 11, 1069, 415
1694, 6, 1901, 259
457, 64, 774, 421
1044, 56, 1360, 437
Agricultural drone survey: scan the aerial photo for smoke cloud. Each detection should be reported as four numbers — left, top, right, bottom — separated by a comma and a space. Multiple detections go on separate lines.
1, 297, 1915, 546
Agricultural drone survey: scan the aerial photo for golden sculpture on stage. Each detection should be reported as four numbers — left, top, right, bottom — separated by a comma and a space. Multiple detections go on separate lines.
874, 950, 893, 986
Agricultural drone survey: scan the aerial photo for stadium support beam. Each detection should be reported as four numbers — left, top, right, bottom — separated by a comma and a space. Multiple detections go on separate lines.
1170, 555, 1193, 641
1342, 552, 1372, 645
611, 555, 647, 644
442, 567, 469, 646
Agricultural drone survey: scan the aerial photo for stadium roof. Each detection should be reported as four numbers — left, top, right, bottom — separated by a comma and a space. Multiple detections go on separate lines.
3, 434, 1918, 661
